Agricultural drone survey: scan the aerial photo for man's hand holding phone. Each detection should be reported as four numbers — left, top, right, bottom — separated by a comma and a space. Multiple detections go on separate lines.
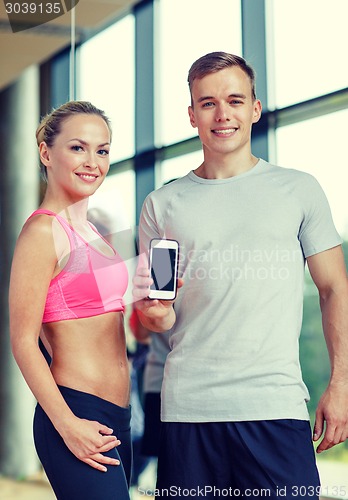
148, 238, 179, 300
132, 240, 183, 332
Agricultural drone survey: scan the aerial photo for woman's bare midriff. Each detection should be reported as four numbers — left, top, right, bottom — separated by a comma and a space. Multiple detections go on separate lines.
42, 312, 130, 408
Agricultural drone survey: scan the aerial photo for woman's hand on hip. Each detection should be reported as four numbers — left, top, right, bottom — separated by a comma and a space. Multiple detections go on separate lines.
60, 416, 121, 472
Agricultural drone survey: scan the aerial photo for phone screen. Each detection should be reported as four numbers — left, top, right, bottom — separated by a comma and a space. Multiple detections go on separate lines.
150, 247, 177, 292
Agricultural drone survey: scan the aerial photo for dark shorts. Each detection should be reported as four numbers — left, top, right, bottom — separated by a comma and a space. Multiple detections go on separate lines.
156, 420, 320, 499
141, 392, 162, 457
33, 385, 132, 500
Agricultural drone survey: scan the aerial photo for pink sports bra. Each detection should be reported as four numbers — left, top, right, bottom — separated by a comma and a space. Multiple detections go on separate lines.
28, 209, 128, 323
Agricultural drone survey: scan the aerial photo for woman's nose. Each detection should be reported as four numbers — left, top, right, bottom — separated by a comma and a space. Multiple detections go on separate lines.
84, 154, 98, 168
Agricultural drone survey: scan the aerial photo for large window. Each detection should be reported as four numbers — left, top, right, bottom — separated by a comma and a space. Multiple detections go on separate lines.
155, 0, 242, 146
269, 0, 348, 108
78, 15, 135, 164
276, 109, 348, 238
157, 150, 203, 188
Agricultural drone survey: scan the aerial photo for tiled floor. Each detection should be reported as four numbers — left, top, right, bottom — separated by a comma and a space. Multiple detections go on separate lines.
0, 473, 55, 500
0, 460, 157, 500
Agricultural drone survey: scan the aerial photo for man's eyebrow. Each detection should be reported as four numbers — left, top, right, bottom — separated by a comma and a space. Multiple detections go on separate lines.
197, 95, 214, 103
197, 93, 247, 103
229, 93, 247, 99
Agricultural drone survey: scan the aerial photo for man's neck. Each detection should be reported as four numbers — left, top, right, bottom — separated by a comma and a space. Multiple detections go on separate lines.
194, 153, 259, 180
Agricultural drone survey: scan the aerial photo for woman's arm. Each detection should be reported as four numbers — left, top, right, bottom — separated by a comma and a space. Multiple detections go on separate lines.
9, 216, 119, 471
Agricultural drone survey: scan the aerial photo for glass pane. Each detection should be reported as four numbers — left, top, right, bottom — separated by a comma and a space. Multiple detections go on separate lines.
155, 0, 242, 146
277, 111, 348, 468
89, 169, 136, 234
78, 16, 135, 163
88, 170, 136, 307
270, 0, 348, 108
276, 109, 348, 238
158, 150, 203, 188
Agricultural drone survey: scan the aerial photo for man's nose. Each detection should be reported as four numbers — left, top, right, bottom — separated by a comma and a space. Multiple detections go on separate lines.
215, 102, 232, 122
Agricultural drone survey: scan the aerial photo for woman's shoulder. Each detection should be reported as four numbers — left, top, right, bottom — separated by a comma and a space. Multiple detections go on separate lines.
11, 211, 58, 278
16, 211, 64, 260
22, 210, 56, 240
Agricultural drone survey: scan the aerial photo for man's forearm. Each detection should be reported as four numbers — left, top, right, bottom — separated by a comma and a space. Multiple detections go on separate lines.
320, 283, 348, 384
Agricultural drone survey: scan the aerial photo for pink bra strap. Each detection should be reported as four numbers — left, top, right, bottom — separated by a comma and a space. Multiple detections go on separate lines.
27, 209, 57, 219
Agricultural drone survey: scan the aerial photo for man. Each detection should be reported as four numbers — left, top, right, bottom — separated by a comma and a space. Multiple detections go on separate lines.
134, 52, 348, 498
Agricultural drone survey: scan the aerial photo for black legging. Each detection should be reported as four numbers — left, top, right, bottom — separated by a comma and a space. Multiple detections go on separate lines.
33, 385, 132, 500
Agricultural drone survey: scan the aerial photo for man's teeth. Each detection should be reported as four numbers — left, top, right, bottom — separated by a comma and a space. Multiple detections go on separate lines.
214, 128, 237, 135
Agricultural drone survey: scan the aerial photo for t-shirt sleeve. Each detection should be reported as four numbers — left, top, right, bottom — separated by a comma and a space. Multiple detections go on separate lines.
139, 194, 162, 258
298, 174, 342, 258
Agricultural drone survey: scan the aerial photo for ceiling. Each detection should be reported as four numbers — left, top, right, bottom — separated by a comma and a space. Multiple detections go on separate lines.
0, 0, 139, 92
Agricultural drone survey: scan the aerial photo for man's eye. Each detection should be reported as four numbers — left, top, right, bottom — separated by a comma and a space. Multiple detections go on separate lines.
202, 102, 214, 108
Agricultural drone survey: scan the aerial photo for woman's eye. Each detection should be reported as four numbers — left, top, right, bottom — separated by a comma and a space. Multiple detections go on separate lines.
98, 149, 109, 156
71, 145, 83, 151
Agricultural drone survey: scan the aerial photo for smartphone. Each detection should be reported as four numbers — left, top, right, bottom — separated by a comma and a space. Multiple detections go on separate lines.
148, 238, 179, 300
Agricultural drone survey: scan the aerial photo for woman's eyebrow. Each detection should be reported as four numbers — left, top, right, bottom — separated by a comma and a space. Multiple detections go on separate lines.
68, 138, 110, 147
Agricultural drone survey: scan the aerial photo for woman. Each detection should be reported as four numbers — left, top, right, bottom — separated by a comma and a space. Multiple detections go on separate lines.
9, 101, 131, 499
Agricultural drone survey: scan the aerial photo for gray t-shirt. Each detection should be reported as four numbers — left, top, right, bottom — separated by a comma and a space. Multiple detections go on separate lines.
143, 331, 171, 393
139, 159, 342, 422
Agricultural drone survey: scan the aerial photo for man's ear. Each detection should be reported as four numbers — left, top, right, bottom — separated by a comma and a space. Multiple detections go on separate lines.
188, 106, 197, 128
39, 142, 51, 167
252, 99, 262, 124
